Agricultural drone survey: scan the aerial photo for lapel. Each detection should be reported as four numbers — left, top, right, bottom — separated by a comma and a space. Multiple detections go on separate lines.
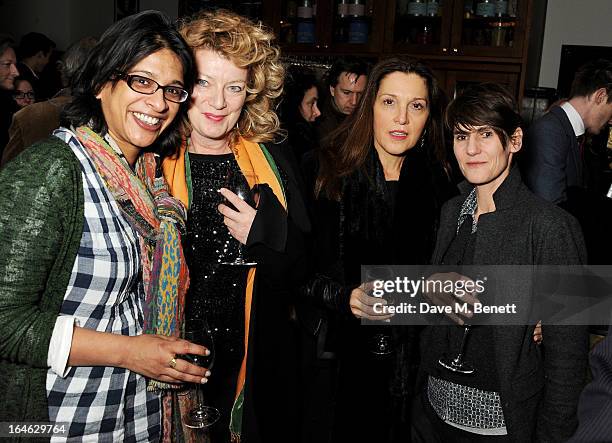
550, 105, 583, 186
263, 140, 312, 233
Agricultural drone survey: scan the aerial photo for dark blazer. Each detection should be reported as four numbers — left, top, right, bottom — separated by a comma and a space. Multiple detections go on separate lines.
523, 105, 584, 204
569, 324, 612, 442
315, 97, 345, 149
421, 167, 589, 442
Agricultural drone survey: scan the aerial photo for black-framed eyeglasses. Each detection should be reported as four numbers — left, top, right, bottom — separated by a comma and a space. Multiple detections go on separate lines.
115, 72, 189, 104
13, 91, 35, 100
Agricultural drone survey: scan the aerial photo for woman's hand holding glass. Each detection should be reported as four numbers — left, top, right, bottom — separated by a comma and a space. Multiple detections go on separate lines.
349, 282, 394, 321
422, 272, 480, 326
218, 187, 257, 245
123, 334, 210, 385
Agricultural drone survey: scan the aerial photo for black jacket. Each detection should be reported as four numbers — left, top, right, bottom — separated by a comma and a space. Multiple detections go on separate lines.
420, 167, 589, 442
300, 147, 455, 442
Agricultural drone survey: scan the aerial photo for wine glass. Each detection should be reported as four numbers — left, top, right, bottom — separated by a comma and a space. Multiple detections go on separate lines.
363, 266, 395, 356
182, 319, 220, 429
438, 325, 475, 374
220, 168, 258, 266
437, 270, 480, 375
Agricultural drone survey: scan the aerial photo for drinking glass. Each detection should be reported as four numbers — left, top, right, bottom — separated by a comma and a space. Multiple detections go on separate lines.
220, 168, 258, 266
363, 266, 395, 356
182, 319, 220, 429
438, 325, 475, 374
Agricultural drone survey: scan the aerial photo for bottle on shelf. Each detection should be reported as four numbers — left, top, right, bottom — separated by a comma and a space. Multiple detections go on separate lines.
427, 0, 440, 17
464, 0, 474, 18
494, 0, 508, 16
348, 0, 368, 44
407, 0, 427, 17
476, 0, 495, 17
335, 0, 350, 43
296, 0, 315, 43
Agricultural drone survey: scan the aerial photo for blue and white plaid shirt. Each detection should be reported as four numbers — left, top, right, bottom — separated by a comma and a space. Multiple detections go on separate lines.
46, 128, 160, 442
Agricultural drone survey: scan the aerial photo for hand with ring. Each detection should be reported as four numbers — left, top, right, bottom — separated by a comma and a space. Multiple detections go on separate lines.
122, 334, 211, 385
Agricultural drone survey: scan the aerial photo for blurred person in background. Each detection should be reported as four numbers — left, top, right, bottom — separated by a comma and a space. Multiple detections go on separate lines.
280, 64, 322, 160
316, 56, 369, 148
0, 35, 19, 157
2, 36, 97, 166
12, 76, 35, 109
16, 31, 55, 100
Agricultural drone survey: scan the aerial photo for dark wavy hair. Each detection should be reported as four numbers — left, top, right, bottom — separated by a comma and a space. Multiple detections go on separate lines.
445, 82, 522, 149
316, 56, 449, 200
61, 10, 194, 156
280, 64, 321, 125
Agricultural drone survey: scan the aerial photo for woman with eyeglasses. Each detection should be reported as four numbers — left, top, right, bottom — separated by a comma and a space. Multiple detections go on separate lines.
0, 11, 209, 441
12, 76, 35, 109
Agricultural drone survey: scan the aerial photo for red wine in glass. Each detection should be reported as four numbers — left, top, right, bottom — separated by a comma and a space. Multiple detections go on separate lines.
182, 319, 220, 429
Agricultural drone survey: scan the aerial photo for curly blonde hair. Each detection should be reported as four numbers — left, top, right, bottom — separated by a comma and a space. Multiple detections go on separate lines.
179, 9, 284, 144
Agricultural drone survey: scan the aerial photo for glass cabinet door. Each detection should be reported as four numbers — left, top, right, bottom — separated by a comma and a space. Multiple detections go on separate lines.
452, 0, 527, 57
278, 0, 323, 47
330, 0, 385, 51
385, 0, 453, 55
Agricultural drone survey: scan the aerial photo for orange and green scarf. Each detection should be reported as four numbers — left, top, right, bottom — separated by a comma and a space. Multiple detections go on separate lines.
162, 136, 286, 442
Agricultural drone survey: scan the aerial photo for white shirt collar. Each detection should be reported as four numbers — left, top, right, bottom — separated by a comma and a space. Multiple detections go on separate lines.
560, 101, 585, 137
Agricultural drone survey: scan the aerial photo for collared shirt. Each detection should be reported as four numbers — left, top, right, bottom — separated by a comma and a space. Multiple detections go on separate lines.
561, 101, 586, 137
457, 188, 478, 234
46, 128, 160, 442
20, 62, 39, 80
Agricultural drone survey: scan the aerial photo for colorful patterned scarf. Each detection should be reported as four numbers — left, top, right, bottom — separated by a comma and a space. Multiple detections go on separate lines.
75, 126, 189, 392
162, 136, 287, 442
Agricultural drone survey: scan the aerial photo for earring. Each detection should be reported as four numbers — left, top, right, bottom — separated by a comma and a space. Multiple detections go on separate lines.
419, 129, 427, 149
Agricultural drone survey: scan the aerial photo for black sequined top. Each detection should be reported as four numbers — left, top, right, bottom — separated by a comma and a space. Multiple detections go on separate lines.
185, 152, 248, 373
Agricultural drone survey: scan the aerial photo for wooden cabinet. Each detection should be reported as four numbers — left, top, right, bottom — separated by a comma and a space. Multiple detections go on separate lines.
180, 0, 542, 100
384, 0, 530, 58
266, 1, 389, 54
382, 0, 534, 98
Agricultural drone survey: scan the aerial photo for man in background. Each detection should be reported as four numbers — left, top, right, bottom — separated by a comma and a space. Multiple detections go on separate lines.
523, 59, 612, 205
523, 59, 612, 263
16, 32, 55, 100
316, 56, 369, 147
1, 36, 96, 167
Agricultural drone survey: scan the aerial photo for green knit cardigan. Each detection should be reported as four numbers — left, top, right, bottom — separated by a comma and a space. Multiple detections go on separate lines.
0, 136, 84, 423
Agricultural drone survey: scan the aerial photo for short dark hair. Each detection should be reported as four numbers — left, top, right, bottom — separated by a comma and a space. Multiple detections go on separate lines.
0, 35, 16, 58
445, 82, 522, 148
325, 56, 369, 88
58, 36, 98, 87
18, 32, 55, 59
569, 58, 612, 103
280, 64, 321, 124
62, 10, 194, 157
